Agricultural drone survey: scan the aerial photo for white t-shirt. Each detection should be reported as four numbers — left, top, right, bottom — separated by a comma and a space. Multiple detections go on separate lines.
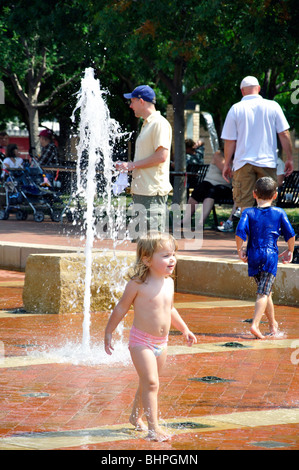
221, 95, 289, 171
2, 157, 24, 169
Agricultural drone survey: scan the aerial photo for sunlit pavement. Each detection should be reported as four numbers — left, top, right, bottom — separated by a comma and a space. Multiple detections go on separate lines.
0, 218, 249, 259
0, 219, 298, 450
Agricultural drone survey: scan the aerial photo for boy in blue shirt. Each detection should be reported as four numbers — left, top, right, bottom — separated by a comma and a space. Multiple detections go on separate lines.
235, 177, 295, 339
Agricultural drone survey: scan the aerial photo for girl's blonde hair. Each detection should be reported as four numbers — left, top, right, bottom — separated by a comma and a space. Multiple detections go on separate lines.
130, 232, 178, 283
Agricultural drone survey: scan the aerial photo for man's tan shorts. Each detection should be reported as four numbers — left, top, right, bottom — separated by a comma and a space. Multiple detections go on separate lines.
233, 164, 277, 208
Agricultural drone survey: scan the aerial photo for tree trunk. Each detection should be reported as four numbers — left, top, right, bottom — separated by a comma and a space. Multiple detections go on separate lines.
27, 105, 40, 157
7, 71, 41, 157
171, 89, 186, 206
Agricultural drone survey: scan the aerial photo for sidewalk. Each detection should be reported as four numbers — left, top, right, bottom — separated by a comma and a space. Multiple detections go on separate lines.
0, 218, 243, 259
0, 216, 293, 260
0, 219, 298, 450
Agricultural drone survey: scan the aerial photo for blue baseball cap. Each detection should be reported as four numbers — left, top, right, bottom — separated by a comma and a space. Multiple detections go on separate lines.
123, 85, 156, 104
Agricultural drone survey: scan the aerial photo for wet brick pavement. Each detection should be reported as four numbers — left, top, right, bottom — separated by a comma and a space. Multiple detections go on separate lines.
0, 270, 298, 450
0, 219, 298, 451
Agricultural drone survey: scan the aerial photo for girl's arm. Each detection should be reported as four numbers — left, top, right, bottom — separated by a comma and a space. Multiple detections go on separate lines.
104, 280, 138, 355
171, 307, 197, 346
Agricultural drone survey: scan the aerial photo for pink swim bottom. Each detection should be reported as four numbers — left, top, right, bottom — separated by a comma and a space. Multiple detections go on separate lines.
129, 325, 168, 357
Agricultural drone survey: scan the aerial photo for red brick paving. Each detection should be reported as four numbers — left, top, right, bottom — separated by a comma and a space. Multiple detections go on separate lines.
0, 272, 298, 450
0, 220, 298, 450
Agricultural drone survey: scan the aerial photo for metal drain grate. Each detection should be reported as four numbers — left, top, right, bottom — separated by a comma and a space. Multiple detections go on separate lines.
251, 441, 292, 449
221, 342, 250, 348
243, 319, 266, 324
164, 421, 214, 430
189, 376, 233, 384
22, 392, 50, 398
8, 308, 28, 314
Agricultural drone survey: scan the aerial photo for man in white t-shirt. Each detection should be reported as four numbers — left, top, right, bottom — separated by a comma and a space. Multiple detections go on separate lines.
117, 85, 172, 234
221, 76, 293, 210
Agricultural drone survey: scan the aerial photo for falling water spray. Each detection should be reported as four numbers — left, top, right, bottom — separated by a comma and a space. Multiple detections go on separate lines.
72, 68, 124, 353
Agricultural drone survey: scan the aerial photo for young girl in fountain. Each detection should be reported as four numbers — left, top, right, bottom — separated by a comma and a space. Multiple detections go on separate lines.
235, 177, 295, 340
104, 232, 197, 442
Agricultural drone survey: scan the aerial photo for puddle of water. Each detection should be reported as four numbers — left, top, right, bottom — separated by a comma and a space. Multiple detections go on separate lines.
29, 339, 131, 366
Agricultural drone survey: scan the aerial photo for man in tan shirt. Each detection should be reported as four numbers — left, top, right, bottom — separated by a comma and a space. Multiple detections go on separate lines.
117, 85, 172, 235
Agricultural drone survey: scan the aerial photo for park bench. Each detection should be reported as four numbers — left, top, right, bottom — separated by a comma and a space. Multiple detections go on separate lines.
171, 164, 234, 227
181, 166, 299, 263
277, 170, 299, 209
180, 166, 299, 226
277, 170, 299, 262
194, 164, 234, 226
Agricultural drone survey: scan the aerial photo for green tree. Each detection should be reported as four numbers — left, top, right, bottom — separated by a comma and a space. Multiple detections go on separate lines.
0, 0, 94, 156
1, 0, 297, 190
93, 1, 216, 204
191, 0, 299, 135
92, 0, 298, 203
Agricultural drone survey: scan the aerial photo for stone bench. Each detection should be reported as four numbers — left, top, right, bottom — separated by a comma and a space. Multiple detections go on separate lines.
23, 251, 136, 314
176, 255, 298, 307
22, 251, 298, 314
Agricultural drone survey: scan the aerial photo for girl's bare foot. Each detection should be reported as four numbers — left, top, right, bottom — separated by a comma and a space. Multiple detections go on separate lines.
146, 427, 171, 442
129, 415, 148, 432
250, 324, 265, 339
269, 320, 279, 337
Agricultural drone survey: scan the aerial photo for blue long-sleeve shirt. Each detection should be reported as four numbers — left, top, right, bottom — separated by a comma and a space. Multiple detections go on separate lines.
236, 206, 295, 277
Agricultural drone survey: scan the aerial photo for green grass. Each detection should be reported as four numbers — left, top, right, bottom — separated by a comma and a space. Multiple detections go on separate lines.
211, 206, 298, 231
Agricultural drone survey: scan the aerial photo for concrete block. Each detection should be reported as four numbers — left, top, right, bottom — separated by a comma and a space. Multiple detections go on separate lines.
23, 251, 136, 314
0, 241, 84, 271
22, 251, 298, 315
19, 244, 84, 270
2, 245, 21, 271
176, 256, 298, 306
0, 244, 3, 268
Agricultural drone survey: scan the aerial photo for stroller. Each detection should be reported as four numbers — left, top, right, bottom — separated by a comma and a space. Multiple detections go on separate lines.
0, 166, 65, 222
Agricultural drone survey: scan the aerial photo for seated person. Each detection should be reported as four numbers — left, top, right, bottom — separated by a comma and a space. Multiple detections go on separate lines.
185, 139, 204, 194
38, 129, 59, 185
218, 155, 285, 232
1, 144, 23, 179
38, 129, 59, 166
182, 149, 235, 230
186, 138, 204, 167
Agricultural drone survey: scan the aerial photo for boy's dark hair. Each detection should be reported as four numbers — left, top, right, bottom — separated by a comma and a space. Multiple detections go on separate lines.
254, 177, 277, 200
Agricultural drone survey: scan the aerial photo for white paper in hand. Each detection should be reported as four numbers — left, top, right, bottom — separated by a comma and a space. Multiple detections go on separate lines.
112, 172, 129, 196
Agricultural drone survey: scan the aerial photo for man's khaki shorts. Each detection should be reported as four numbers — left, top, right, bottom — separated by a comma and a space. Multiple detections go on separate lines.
233, 164, 277, 208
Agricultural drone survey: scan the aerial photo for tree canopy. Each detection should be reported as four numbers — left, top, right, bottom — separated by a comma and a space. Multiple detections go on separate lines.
0, 0, 298, 201
0, 0, 95, 154
90, 0, 298, 201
